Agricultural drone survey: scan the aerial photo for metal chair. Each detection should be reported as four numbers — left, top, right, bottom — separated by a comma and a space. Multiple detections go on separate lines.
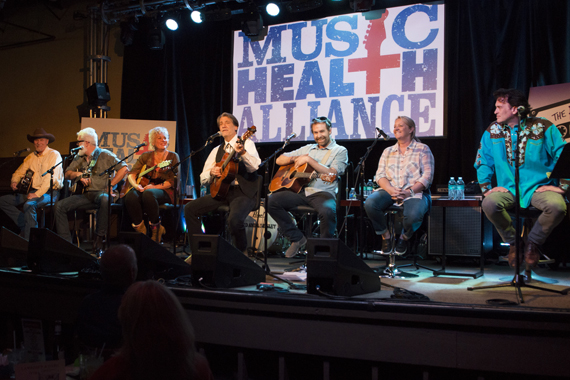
376, 204, 433, 278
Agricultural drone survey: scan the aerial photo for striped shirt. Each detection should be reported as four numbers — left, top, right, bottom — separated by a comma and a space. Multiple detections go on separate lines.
375, 139, 434, 191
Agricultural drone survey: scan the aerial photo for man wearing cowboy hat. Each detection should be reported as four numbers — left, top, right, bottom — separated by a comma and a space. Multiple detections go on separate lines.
0, 128, 63, 239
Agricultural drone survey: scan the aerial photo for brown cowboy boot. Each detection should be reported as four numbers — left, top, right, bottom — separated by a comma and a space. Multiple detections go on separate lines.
150, 219, 166, 243
132, 221, 147, 235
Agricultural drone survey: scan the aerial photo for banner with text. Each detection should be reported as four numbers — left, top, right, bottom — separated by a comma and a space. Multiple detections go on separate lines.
232, 3, 445, 142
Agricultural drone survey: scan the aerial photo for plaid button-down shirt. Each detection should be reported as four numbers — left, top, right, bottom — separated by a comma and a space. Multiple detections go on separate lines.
375, 139, 434, 191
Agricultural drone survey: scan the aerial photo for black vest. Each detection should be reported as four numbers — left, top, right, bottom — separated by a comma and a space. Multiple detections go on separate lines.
215, 145, 259, 198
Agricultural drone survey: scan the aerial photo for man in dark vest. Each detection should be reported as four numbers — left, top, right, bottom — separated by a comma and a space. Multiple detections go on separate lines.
184, 112, 260, 254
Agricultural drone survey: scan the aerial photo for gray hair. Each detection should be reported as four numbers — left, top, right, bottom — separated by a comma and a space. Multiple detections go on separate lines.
149, 126, 169, 150
77, 127, 98, 147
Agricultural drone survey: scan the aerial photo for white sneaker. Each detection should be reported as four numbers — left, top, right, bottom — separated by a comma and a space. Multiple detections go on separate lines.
285, 236, 307, 258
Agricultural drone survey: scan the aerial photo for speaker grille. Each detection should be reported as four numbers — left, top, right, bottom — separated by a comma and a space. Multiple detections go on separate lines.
428, 206, 489, 257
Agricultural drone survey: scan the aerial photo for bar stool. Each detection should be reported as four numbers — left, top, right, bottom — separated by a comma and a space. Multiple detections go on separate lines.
376, 204, 433, 278
506, 207, 556, 281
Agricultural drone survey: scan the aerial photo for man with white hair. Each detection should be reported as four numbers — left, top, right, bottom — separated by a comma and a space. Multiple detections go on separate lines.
54, 128, 128, 256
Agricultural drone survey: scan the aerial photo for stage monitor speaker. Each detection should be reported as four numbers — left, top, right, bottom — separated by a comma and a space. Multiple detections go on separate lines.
306, 238, 380, 296
0, 227, 28, 267
27, 228, 98, 273
119, 232, 191, 281
191, 234, 266, 288
428, 204, 493, 257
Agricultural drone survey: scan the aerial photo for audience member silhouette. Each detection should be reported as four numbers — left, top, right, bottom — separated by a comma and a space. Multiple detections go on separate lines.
75, 244, 138, 351
89, 280, 214, 380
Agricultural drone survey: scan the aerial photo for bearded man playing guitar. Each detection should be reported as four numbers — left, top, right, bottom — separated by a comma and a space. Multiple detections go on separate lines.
54, 127, 128, 256
184, 112, 261, 254
123, 126, 179, 243
267, 117, 348, 258
0, 128, 63, 239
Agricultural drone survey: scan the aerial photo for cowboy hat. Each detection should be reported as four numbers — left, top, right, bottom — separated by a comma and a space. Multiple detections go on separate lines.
27, 128, 55, 144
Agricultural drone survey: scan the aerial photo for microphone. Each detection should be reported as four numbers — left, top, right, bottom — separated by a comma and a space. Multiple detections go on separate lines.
13, 148, 30, 156
134, 142, 147, 150
207, 132, 221, 140
376, 127, 390, 141
517, 106, 525, 114
285, 132, 297, 142
70, 146, 84, 154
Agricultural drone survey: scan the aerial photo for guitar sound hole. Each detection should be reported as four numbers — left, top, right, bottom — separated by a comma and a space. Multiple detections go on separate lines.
289, 170, 297, 179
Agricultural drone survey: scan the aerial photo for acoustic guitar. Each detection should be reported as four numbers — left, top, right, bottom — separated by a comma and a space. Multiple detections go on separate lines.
209, 126, 257, 200
70, 170, 92, 195
269, 163, 337, 193
16, 169, 34, 194
119, 160, 172, 198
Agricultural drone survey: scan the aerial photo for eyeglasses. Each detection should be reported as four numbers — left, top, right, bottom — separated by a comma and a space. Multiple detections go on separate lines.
76, 140, 90, 145
312, 116, 329, 123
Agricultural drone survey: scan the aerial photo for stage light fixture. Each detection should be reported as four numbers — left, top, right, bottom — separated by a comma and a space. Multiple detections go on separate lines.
191, 10, 203, 23
350, 0, 375, 12
266, 3, 280, 16
119, 18, 138, 46
147, 24, 165, 50
165, 17, 178, 30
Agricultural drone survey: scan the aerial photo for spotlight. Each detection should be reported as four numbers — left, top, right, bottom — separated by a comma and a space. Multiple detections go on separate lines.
241, 11, 264, 37
147, 25, 165, 50
165, 18, 178, 31
191, 10, 202, 23
266, 3, 280, 16
120, 18, 138, 46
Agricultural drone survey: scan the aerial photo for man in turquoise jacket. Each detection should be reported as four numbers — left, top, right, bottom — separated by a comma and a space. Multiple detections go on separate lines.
475, 88, 568, 268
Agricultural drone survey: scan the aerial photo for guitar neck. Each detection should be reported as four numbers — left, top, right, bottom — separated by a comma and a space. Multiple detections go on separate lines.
139, 164, 157, 178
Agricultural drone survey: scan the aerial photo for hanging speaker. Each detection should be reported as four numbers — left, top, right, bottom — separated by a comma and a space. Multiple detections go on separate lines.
27, 228, 98, 273
306, 238, 380, 296
119, 232, 192, 281
0, 227, 28, 267
191, 234, 266, 288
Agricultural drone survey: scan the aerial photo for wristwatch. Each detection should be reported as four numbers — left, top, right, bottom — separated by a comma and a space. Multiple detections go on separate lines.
408, 188, 415, 197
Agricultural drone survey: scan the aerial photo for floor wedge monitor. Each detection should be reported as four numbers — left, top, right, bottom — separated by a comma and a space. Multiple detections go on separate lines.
120, 232, 192, 281
27, 228, 97, 273
0, 226, 28, 267
191, 234, 266, 288
307, 238, 380, 296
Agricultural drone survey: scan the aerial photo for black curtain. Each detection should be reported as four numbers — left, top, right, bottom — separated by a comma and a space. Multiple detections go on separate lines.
120, 0, 570, 193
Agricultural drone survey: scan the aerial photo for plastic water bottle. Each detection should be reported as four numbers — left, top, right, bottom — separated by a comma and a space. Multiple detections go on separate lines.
348, 188, 357, 200
366, 179, 373, 198
200, 184, 207, 197
456, 177, 465, 200
448, 177, 457, 200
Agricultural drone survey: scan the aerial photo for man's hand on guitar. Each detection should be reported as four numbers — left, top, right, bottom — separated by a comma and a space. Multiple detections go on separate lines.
235, 141, 245, 156
293, 154, 311, 168
80, 177, 91, 187
210, 166, 222, 178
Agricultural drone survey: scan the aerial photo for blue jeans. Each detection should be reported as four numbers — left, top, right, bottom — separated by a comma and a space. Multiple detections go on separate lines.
481, 190, 566, 245
0, 192, 58, 239
364, 190, 430, 239
54, 191, 110, 242
267, 190, 337, 242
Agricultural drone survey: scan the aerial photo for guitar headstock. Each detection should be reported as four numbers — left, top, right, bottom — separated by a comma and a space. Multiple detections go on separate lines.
320, 173, 337, 184
237, 126, 257, 144
158, 160, 172, 168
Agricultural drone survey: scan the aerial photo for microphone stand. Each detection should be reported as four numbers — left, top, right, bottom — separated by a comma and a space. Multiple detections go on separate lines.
100, 146, 144, 252
254, 138, 304, 289
352, 133, 381, 257
468, 111, 567, 302
42, 159, 64, 230
169, 137, 219, 255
